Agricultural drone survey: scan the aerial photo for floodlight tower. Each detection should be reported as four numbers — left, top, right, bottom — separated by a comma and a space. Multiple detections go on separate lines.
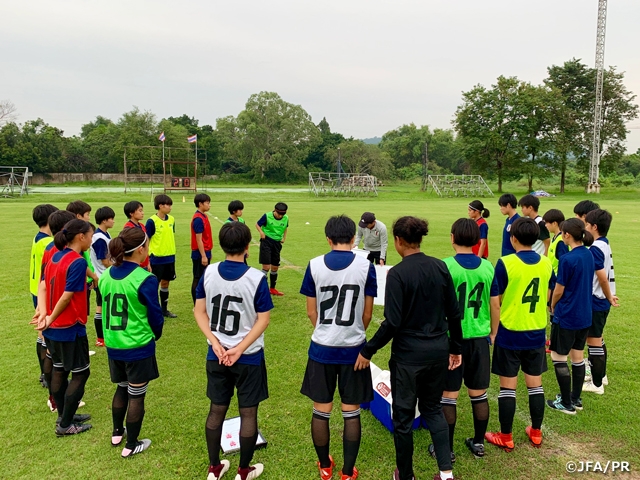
587, 0, 608, 194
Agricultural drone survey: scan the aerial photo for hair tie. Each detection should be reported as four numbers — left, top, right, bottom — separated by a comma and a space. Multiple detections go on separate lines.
124, 235, 148, 254
62, 228, 67, 234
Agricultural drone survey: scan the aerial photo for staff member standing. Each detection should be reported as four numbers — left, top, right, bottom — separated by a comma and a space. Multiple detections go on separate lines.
354, 212, 388, 266
355, 216, 462, 480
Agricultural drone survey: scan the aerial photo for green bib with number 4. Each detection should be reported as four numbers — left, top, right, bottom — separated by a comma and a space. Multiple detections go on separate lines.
500, 253, 553, 332
98, 266, 155, 350
444, 256, 494, 339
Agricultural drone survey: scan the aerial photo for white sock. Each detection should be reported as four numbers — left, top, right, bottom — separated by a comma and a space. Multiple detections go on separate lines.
440, 472, 454, 480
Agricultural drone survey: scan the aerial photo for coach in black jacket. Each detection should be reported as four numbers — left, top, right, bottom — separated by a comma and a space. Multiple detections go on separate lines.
356, 216, 463, 480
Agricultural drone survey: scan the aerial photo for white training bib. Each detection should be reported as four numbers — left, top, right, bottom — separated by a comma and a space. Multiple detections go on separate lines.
203, 262, 265, 354
532, 216, 546, 256
309, 253, 370, 348
90, 230, 111, 277
591, 239, 616, 299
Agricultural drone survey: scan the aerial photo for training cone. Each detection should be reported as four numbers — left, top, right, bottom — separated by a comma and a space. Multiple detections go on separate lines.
182, 196, 185, 202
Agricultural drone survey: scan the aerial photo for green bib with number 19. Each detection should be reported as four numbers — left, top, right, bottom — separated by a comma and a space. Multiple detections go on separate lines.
98, 267, 155, 350
499, 254, 553, 332
443, 256, 494, 339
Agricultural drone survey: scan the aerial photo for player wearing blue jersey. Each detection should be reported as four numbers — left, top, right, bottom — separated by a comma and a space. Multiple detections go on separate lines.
300, 215, 377, 480
546, 219, 595, 414
498, 194, 520, 256
195, 222, 273, 480
583, 210, 619, 395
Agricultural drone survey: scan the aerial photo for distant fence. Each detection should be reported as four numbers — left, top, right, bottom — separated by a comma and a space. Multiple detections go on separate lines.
31, 173, 218, 185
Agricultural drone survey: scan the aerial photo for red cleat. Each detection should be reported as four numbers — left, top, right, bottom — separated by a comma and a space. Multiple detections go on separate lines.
340, 466, 358, 480
96, 338, 105, 347
317, 455, 335, 480
485, 431, 514, 452
525, 426, 543, 447
269, 288, 284, 296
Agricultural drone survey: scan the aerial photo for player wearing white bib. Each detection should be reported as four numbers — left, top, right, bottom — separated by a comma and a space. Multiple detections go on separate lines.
583, 209, 619, 395
300, 215, 377, 480
90, 206, 115, 347
194, 222, 273, 480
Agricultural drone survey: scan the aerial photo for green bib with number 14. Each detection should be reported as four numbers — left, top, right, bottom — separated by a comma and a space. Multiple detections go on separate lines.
98, 266, 155, 350
499, 254, 553, 332
444, 256, 494, 339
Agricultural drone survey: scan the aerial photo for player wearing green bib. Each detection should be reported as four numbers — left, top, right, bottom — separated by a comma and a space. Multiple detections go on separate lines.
226, 200, 246, 223
146, 194, 177, 318
485, 218, 554, 452
30, 204, 59, 390
435, 219, 494, 462
99, 227, 164, 458
256, 202, 289, 296
542, 209, 569, 275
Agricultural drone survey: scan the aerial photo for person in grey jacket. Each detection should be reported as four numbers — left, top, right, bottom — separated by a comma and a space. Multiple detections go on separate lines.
354, 212, 387, 265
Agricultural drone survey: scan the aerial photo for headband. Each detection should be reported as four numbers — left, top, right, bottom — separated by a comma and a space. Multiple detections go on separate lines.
468, 204, 479, 211
125, 235, 147, 254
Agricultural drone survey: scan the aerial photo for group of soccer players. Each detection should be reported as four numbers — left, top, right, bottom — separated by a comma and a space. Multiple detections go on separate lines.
27, 192, 617, 480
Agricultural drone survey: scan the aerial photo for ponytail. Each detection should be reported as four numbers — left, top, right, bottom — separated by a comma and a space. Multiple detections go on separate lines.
562, 218, 592, 246
53, 219, 91, 250
109, 227, 147, 266
469, 200, 489, 218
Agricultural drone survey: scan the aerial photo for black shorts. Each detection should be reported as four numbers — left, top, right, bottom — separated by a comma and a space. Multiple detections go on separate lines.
588, 310, 609, 338
109, 355, 159, 384
444, 338, 491, 392
152, 262, 177, 281
206, 358, 269, 408
259, 237, 282, 267
192, 258, 207, 281
367, 251, 381, 265
47, 335, 90, 373
491, 344, 548, 377
300, 359, 374, 405
95, 286, 103, 308
550, 324, 589, 356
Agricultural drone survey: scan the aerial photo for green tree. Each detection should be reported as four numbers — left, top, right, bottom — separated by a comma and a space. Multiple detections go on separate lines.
454, 76, 532, 192
325, 140, 393, 179
304, 117, 346, 172
379, 123, 431, 169
545, 59, 639, 187
217, 92, 321, 180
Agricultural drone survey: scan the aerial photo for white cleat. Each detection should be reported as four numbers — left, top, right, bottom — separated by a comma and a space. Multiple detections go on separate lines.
582, 381, 604, 395
602, 375, 609, 386
121, 438, 152, 458
208, 460, 230, 480
234, 463, 264, 480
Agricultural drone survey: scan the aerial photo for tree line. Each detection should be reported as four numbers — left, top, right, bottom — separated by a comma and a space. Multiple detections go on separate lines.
0, 58, 638, 191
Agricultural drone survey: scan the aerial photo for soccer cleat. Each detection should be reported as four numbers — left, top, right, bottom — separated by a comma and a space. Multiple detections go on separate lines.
163, 310, 178, 318
602, 375, 609, 386
546, 398, 576, 415
556, 394, 583, 411
545, 339, 550, 347
234, 464, 264, 480
39, 373, 48, 388
433, 475, 456, 480
55, 422, 92, 436
208, 460, 231, 480
112, 428, 127, 447
78, 400, 86, 408
96, 338, 105, 347
340, 466, 359, 480
121, 439, 152, 458
269, 288, 284, 296
48, 395, 57, 412
56, 413, 92, 425
464, 438, 485, 458
525, 426, 543, 447
582, 381, 604, 395
89, 350, 96, 356
485, 431, 514, 452
428, 443, 455, 464
317, 455, 335, 480
391, 469, 416, 480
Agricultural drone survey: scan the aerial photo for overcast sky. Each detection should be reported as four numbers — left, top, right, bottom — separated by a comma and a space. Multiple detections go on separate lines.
2, 0, 639, 152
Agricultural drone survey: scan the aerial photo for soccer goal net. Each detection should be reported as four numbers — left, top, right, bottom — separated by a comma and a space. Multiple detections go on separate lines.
0, 166, 30, 197
308, 172, 378, 197
425, 175, 493, 197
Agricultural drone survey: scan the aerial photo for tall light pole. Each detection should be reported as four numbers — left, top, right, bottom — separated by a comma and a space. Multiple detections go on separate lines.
587, 0, 608, 194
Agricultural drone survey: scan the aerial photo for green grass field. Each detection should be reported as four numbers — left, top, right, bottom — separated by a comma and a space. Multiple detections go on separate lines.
2, 185, 639, 479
